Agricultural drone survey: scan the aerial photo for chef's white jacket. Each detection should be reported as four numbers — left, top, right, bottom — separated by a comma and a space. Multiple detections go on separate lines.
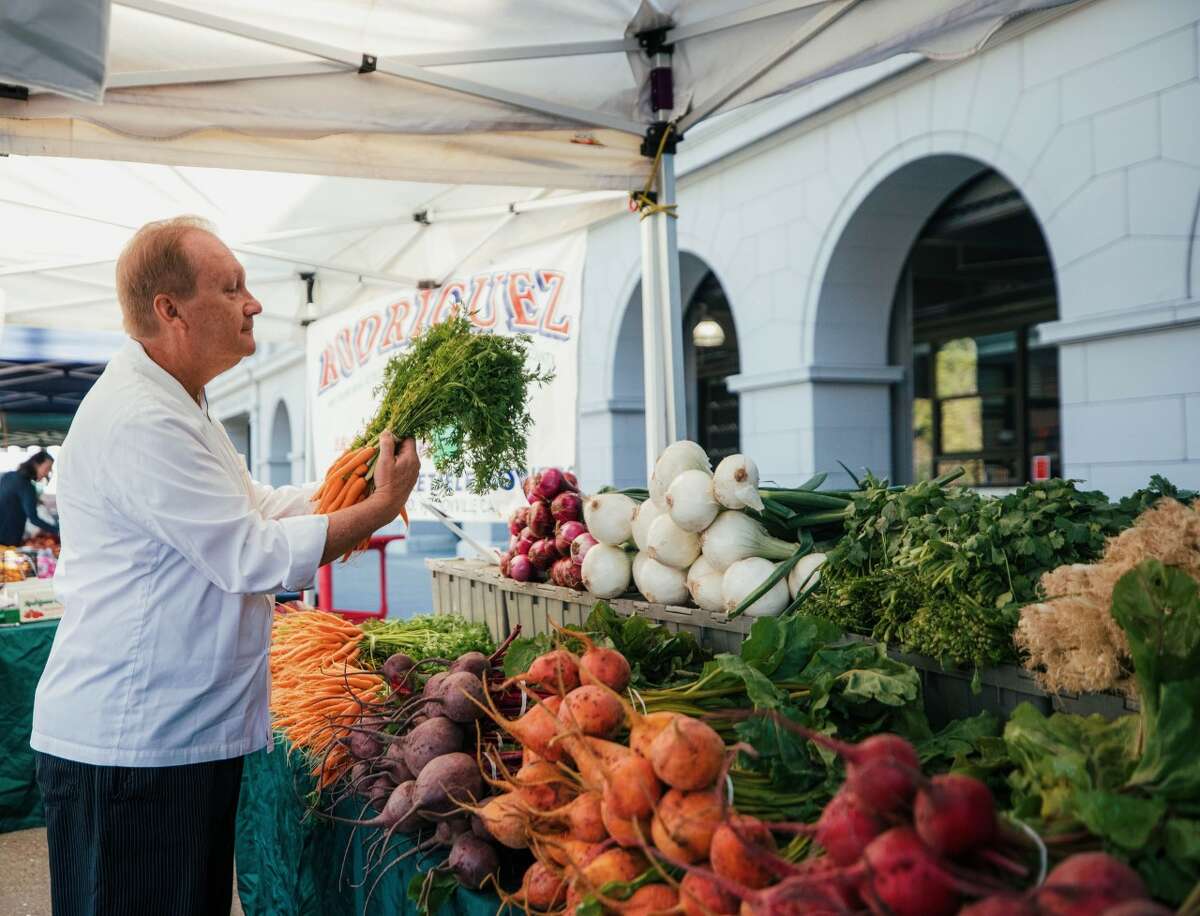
31, 340, 329, 767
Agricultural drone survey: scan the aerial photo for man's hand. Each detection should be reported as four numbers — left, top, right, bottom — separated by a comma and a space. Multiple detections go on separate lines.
371, 430, 419, 518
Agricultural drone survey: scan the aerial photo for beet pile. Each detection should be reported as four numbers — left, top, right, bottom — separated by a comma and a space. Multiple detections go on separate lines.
316, 638, 527, 903
500, 467, 595, 591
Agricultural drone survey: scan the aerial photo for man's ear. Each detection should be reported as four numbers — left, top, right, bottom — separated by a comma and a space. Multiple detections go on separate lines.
152, 292, 183, 326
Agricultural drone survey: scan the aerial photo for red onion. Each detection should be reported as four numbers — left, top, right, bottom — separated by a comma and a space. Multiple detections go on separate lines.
552, 557, 584, 591
508, 507, 529, 537
519, 526, 533, 543
528, 501, 554, 538
528, 538, 557, 571
508, 534, 519, 552
555, 520, 587, 556
510, 555, 533, 582
522, 472, 540, 503
514, 537, 533, 557
563, 470, 579, 492
551, 491, 582, 524
570, 532, 598, 565
499, 551, 512, 577
536, 467, 564, 501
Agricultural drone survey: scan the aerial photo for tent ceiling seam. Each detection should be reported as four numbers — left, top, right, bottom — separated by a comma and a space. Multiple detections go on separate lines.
115, 0, 644, 135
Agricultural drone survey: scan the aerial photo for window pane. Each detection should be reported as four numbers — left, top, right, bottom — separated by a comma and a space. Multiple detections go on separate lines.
937, 456, 1018, 486
935, 338, 977, 397
941, 397, 982, 452
935, 333, 1017, 398
913, 397, 933, 481
913, 342, 932, 400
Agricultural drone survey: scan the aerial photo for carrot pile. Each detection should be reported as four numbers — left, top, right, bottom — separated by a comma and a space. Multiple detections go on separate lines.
268, 607, 387, 788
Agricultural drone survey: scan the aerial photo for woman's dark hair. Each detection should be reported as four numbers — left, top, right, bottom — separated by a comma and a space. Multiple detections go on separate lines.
17, 450, 53, 479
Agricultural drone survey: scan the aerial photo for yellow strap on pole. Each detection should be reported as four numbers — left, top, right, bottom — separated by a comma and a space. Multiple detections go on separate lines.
629, 122, 679, 221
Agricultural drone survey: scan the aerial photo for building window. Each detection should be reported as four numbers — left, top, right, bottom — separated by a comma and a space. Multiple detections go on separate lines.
893, 171, 1060, 486
684, 272, 740, 464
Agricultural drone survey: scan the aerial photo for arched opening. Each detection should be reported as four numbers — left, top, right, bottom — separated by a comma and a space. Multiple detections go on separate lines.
224, 413, 251, 470
269, 400, 293, 486
891, 170, 1059, 486
611, 254, 741, 480
683, 271, 741, 463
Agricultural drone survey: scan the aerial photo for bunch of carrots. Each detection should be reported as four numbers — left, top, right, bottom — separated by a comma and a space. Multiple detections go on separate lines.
269, 608, 387, 788
312, 441, 409, 560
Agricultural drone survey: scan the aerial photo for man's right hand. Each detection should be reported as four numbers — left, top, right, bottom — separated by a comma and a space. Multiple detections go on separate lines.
371, 430, 420, 518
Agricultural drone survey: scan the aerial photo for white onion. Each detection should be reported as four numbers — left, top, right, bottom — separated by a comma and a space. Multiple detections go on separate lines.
687, 557, 724, 612
649, 440, 711, 510
581, 544, 632, 598
713, 454, 764, 511
631, 499, 663, 552
583, 493, 637, 546
646, 513, 701, 570
723, 557, 789, 618
788, 552, 827, 600
699, 511, 797, 572
633, 553, 690, 606
666, 469, 720, 533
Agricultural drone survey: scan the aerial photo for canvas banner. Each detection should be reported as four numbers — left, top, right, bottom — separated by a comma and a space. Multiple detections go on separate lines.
306, 232, 585, 522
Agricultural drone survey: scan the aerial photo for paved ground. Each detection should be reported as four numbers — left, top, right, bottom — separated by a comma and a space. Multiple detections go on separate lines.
0, 828, 245, 916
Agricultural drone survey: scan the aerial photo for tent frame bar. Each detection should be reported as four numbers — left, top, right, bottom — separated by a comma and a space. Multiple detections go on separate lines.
680, 0, 863, 132
116, 0, 644, 135
664, 0, 833, 44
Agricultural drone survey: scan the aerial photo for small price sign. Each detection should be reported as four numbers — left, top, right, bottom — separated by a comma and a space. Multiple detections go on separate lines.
1032, 455, 1051, 482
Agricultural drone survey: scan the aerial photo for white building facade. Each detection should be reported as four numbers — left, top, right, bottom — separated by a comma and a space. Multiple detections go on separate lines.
213, 0, 1200, 501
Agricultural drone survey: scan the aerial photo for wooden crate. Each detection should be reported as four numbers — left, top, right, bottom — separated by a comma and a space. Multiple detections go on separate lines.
425, 557, 751, 650
425, 558, 1133, 724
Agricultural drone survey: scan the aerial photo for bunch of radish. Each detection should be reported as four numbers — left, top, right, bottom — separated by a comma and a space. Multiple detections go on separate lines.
581, 440, 824, 615
316, 639, 529, 903
651, 715, 1164, 916
500, 468, 594, 591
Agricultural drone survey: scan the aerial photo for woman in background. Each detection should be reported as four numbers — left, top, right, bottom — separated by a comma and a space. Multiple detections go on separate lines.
0, 450, 59, 546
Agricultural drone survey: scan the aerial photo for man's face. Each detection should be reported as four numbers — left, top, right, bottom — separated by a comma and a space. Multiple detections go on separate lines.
174, 231, 262, 370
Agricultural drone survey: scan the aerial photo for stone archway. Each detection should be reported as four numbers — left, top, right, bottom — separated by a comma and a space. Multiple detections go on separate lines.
268, 400, 292, 487
804, 153, 1051, 483
608, 252, 738, 484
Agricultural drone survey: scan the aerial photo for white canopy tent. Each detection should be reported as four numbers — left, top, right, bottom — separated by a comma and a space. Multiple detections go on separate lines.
0, 0, 1080, 472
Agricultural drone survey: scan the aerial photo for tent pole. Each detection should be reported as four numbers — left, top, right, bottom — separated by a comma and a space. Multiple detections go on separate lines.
639, 200, 664, 478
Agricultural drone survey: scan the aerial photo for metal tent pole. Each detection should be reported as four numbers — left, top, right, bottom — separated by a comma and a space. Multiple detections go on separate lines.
637, 34, 687, 480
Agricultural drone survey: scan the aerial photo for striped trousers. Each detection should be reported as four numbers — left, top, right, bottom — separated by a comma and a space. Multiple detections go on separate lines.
35, 752, 244, 916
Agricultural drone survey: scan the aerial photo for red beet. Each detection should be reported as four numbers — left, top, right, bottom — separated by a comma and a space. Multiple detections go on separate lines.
814, 789, 886, 866
536, 467, 564, 501
551, 491, 583, 524
862, 828, 959, 916
1036, 853, 1148, 916
508, 507, 529, 537
528, 501, 554, 538
914, 773, 996, 858
959, 896, 1038, 915
555, 520, 587, 555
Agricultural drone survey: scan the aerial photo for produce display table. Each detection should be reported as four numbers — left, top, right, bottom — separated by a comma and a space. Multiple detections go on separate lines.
427, 557, 1134, 728
0, 619, 58, 833
236, 740, 501, 916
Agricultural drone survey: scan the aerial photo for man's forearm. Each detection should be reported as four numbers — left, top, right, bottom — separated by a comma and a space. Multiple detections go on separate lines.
319, 496, 401, 566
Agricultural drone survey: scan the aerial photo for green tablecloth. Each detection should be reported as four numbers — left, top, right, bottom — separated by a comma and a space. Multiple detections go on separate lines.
236, 742, 505, 916
0, 619, 58, 833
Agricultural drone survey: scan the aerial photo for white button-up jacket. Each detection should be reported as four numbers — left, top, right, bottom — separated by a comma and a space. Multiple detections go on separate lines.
31, 340, 329, 767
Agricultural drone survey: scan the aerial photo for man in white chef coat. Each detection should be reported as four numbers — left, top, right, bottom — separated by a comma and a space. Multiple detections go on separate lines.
30, 216, 419, 916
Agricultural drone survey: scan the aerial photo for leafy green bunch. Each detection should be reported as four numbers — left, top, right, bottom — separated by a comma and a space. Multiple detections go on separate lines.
808, 474, 1144, 668
354, 314, 553, 494
960, 561, 1200, 906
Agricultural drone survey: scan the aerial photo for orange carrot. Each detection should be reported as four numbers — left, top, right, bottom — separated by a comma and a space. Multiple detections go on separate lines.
335, 476, 368, 511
